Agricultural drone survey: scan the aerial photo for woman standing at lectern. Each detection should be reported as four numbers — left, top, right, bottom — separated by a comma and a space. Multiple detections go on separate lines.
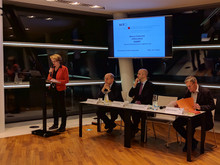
47, 54, 69, 132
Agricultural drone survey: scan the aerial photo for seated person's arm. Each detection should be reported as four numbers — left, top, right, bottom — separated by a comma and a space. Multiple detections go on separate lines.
195, 91, 215, 111
167, 101, 178, 107
129, 78, 139, 97
98, 84, 110, 98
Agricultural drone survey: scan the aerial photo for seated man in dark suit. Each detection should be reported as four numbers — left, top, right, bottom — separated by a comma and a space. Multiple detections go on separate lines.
129, 68, 154, 135
97, 73, 123, 133
173, 76, 215, 152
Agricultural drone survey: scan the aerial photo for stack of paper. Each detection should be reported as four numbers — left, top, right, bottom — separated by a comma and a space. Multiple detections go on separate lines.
176, 97, 200, 114
165, 107, 184, 115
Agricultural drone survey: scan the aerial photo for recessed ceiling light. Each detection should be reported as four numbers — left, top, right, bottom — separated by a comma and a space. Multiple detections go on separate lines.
69, 2, 80, 5
8, 27, 13, 30
27, 15, 35, 19
9, 35, 14, 37
90, 5, 103, 9
45, 17, 53, 21
25, 28, 30, 31
46, 0, 57, 2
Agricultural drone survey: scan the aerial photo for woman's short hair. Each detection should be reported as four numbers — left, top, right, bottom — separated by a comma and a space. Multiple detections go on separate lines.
50, 54, 62, 62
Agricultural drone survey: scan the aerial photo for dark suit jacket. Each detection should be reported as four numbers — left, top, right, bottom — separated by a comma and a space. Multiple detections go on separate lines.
98, 81, 123, 102
184, 85, 215, 131
129, 81, 153, 105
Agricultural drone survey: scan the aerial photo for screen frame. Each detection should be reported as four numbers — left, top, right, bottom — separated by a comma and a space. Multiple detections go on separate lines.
108, 15, 173, 59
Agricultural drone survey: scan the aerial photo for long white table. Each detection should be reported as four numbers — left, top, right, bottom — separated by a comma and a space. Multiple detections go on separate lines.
79, 100, 206, 162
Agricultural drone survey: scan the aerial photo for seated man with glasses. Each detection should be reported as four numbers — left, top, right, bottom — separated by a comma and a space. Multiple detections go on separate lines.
97, 73, 123, 133
173, 76, 215, 152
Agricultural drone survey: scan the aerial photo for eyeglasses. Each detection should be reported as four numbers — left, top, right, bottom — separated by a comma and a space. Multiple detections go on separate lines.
186, 82, 195, 88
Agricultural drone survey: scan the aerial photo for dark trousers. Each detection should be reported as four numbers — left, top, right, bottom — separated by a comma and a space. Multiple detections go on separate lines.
173, 116, 202, 141
131, 111, 141, 130
51, 89, 67, 129
131, 111, 155, 131
96, 107, 119, 128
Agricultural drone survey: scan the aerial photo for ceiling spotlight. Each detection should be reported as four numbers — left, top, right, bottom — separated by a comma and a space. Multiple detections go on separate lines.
9, 35, 14, 37
27, 15, 35, 19
45, 17, 53, 21
90, 5, 103, 9
25, 28, 30, 31
8, 27, 13, 30
69, 2, 80, 5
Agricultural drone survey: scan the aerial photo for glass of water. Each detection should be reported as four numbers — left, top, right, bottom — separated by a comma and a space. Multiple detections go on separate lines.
152, 94, 158, 110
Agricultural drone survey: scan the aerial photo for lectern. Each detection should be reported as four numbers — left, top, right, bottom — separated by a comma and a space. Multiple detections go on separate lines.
30, 77, 59, 137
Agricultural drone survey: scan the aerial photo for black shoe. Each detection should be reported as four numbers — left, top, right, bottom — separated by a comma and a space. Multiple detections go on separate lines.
192, 140, 198, 151
131, 128, 139, 138
104, 124, 110, 129
182, 140, 198, 152
57, 127, 66, 132
131, 130, 135, 138
49, 125, 58, 130
182, 143, 187, 152
106, 123, 116, 133
112, 122, 117, 128
107, 128, 113, 133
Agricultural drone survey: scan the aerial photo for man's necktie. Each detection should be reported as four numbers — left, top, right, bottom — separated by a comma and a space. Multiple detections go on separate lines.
135, 83, 143, 104
138, 83, 143, 95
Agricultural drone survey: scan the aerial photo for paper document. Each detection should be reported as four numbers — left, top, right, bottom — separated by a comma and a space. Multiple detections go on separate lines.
86, 99, 98, 104
165, 107, 184, 115
176, 97, 200, 114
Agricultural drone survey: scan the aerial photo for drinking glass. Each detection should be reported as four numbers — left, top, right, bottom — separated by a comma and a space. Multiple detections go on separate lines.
152, 94, 158, 110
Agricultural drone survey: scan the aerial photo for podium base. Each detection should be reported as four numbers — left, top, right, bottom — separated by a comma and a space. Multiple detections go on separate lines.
32, 129, 59, 137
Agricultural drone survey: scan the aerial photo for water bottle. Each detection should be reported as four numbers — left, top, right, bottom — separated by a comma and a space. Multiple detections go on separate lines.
14, 72, 19, 84
152, 94, 158, 110
104, 93, 109, 105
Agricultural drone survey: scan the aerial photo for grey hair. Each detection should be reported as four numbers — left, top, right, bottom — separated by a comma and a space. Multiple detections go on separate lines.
105, 73, 115, 79
184, 76, 197, 84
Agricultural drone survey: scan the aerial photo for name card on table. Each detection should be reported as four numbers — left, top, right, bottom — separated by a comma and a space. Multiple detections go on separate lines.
111, 101, 124, 107
130, 104, 148, 111
86, 99, 98, 104
165, 107, 184, 115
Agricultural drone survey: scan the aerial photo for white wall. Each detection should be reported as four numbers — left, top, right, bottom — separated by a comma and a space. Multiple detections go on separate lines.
113, 13, 134, 102
0, 0, 5, 132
